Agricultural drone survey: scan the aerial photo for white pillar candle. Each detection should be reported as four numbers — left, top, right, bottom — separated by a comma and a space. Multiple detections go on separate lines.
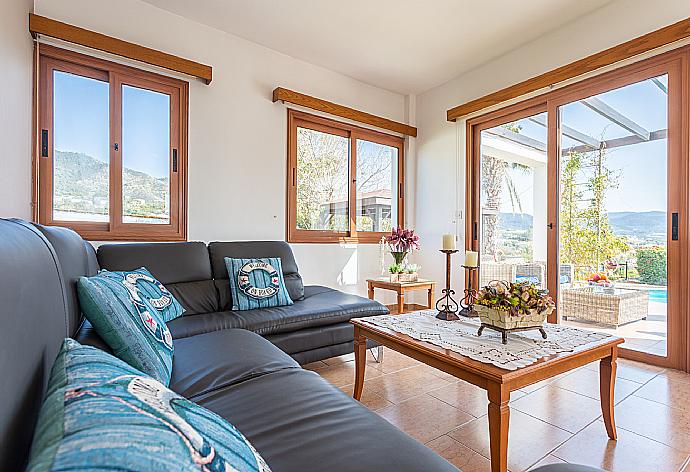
442, 234, 456, 250
464, 250, 478, 267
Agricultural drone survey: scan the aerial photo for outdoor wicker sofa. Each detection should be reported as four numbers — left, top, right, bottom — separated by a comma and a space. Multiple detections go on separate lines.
560, 286, 649, 327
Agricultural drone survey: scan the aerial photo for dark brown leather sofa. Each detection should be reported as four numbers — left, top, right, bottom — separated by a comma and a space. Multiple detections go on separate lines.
80, 238, 389, 364
0, 219, 457, 471
0, 219, 601, 471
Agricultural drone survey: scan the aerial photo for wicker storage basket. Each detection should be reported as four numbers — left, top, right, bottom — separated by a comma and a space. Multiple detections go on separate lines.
475, 305, 553, 329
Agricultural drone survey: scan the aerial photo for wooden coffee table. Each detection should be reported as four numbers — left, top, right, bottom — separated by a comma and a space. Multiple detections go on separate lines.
350, 317, 623, 472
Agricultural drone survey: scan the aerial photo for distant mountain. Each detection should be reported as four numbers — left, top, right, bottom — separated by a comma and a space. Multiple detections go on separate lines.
607, 211, 666, 237
497, 211, 666, 245
53, 151, 168, 218
497, 213, 533, 231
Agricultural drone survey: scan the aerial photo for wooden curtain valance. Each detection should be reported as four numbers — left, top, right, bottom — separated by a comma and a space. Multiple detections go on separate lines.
29, 13, 213, 84
273, 87, 417, 137
446, 16, 690, 121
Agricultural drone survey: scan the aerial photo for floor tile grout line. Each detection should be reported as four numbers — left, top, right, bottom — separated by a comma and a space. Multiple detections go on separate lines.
628, 390, 690, 411
614, 422, 690, 454
509, 405, 588, 436
541, 413, 607, 464
441, 417, 495, 463
552, 372, 648, 404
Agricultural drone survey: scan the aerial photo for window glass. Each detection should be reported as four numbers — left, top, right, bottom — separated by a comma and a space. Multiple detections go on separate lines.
52, 70, 110, 222
122, 85, 171, 224
356, 139, 398, 232
478, 112, 548, 289
295, 127, 349, 232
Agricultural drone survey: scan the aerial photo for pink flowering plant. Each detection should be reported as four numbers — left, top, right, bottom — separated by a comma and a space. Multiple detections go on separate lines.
385, 227, 420, 265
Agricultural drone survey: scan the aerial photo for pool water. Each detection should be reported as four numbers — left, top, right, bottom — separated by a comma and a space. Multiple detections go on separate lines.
648, 288, 668, 304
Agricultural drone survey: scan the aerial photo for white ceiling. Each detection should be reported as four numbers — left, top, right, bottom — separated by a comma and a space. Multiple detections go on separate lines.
140, 0, 614, 95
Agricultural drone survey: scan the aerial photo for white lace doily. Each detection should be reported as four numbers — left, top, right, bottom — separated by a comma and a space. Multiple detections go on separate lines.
359, 310, 615, 371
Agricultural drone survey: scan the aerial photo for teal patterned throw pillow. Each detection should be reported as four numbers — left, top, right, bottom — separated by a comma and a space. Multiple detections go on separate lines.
105, 267, 185, 322
225, 257, 293, 311
27, 339, 271, 472
77, 268, 179, 384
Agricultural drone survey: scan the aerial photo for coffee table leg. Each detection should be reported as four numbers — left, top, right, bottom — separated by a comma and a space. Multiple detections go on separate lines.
600, 349, 618, 440
353, 325, 367, 401
487, 383, 510, 472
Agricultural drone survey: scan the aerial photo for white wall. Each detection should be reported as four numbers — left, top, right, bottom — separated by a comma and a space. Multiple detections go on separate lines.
0, 0, 33, 220
20, 0, 413, 301
414, 0, 690, 290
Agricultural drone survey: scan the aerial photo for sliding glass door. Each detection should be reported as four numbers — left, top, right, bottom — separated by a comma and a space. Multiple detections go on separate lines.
556, 73, 671, 358
467, 50, 687, 369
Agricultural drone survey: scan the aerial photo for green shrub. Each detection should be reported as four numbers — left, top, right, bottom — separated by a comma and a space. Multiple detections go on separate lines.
636, 246, 667, 286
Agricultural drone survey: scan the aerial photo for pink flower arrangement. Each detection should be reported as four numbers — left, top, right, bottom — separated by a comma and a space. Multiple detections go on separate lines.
385, 227, 420, 253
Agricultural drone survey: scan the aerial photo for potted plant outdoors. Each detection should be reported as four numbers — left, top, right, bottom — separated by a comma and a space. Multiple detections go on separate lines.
385, 227, 420, 282
475, 281, 555, 343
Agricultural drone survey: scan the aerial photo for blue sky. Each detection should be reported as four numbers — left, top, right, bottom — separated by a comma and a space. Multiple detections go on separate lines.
491, 74, 668, 214
53, 70, 170, 178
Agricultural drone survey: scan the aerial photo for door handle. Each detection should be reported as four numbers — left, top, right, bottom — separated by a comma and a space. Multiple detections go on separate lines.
672, 212, 678, 241
41, 130, 49, 157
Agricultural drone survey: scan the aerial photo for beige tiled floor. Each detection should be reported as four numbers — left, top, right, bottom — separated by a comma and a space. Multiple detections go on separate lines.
304, 350, 690, 472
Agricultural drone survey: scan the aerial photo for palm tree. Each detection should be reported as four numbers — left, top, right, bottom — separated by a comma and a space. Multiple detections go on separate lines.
481, 122, 530, 260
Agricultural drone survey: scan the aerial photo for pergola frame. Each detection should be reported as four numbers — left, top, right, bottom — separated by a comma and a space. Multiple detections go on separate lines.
484, 92, 669, 155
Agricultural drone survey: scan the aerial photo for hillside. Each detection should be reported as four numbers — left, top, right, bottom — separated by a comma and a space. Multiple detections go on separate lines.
53, 151, 168, 219
497, 211, 666, 245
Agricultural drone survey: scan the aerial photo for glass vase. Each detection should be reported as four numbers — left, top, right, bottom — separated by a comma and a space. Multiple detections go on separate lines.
390, 251, 408, 265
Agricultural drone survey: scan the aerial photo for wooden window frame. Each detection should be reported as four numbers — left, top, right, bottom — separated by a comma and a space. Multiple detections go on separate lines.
35, 45, 188, 241
286, 110, 405, 244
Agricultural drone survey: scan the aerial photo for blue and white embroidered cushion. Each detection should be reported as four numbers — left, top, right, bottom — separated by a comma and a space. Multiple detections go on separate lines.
26, 339, 271, 472
77, 268, 180, 384
224, 257, 293, 311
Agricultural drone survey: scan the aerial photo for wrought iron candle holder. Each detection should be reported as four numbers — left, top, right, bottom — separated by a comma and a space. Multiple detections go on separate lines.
459, 265, 479, 317
435, 249, 460, 321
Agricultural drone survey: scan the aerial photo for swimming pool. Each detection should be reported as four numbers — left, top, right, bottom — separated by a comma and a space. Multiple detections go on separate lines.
647, 288, 668, 304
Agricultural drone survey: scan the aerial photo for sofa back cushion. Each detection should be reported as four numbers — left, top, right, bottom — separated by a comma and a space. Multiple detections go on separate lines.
97, 242, 219, 315
209, 241, 304, 310
0, 219, 70, 471
32, 224, 99, 335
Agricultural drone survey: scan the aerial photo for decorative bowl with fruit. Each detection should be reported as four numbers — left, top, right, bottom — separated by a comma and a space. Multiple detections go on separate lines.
587, 272, 613, 287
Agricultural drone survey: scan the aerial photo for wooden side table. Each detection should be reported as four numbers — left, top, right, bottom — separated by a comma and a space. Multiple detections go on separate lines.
367, 278, 436, 315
